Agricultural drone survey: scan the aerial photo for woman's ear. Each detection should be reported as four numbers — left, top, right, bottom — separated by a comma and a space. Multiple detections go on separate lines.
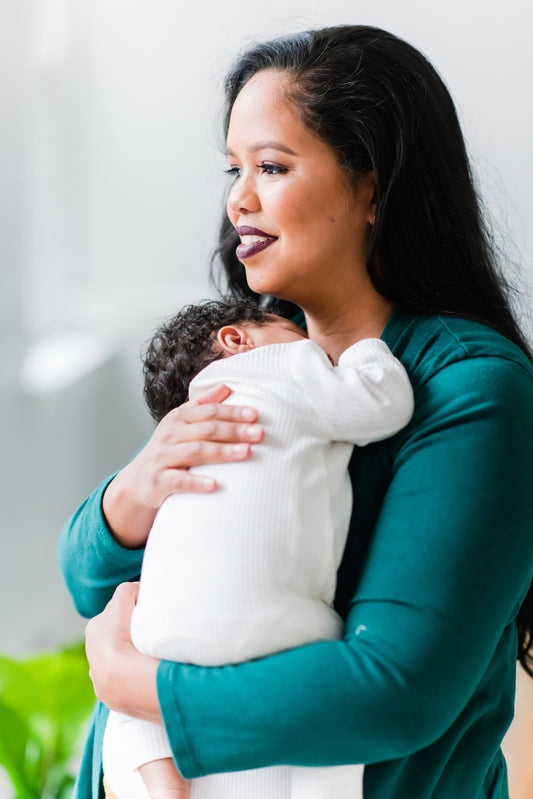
365, 171, 377, 225
216, 325, 254, 357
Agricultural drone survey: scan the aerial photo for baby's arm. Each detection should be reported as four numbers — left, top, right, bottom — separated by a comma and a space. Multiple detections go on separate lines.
292, 338, 414, 444
105, 709, 190, 799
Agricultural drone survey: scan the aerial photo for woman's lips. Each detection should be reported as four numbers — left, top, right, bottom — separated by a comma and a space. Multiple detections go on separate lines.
236, 238, 276, 259
235, 225, 277, 260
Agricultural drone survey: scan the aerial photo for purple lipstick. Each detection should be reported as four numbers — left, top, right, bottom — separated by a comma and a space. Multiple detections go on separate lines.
235, 225, 277, 260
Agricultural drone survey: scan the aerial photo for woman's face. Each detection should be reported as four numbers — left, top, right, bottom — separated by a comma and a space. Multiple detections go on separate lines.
225, 69, 375, 309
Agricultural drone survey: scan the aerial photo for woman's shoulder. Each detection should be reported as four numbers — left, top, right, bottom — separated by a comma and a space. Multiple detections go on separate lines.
382, 306, 533, 390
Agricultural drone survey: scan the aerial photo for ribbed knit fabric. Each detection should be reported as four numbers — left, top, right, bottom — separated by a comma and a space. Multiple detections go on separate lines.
104, 337, 413, 799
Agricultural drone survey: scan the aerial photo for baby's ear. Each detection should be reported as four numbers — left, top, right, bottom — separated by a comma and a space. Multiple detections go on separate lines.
216, 325, 254, 356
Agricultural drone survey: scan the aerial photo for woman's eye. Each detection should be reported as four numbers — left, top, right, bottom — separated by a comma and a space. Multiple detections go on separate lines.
224, 166, 241, 179
224, 163, 288, 179
259, 163, 288, 175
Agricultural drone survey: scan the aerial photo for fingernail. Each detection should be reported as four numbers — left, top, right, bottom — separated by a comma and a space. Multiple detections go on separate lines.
241, 408, 256, 421
246, 425, 263, 441
232, 444, 249, 455
200, 478, 216, 490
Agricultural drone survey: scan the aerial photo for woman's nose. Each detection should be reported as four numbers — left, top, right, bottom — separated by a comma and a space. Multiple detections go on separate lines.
227, 175, 260, 215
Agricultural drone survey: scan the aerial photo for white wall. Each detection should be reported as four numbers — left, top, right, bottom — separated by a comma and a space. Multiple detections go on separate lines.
1, 0, 532, 655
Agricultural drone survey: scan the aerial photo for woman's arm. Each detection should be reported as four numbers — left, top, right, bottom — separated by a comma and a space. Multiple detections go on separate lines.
58, 472, 144, 619
86, 354, 533, 776
58, 384, 264, 619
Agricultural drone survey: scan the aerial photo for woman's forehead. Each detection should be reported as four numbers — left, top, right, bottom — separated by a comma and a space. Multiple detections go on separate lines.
226, 71, 315, 154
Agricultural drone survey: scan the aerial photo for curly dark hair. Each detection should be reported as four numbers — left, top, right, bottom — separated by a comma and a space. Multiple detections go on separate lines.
142, 297, 271, 422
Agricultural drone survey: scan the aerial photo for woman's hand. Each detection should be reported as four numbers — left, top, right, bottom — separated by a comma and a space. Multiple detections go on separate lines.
86, 582, 162, 723
103, 384, 264, 547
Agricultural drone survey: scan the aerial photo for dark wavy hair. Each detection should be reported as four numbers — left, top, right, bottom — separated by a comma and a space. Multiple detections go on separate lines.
142, 297, 270, 422
210, 25, 533, 674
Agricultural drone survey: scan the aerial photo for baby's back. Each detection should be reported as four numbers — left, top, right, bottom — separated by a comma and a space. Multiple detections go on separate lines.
131, 345, 353, 664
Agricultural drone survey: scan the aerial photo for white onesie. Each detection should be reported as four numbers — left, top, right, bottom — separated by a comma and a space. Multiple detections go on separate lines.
103, 337, 414, 799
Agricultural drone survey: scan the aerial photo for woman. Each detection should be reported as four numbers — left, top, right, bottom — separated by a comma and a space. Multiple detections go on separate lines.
59, 25, 533, 799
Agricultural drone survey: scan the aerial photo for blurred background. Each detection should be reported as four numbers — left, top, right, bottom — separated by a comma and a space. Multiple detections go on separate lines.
1, 0, 532, 667
0, 0, 532, 795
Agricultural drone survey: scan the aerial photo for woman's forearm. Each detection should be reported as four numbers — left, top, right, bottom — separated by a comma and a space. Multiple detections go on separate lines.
58, 475, 145, 618
102, 467, 158, 549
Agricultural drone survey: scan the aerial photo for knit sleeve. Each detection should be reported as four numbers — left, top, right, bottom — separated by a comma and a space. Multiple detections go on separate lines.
156, 355, 533, 777
57, 474, 144, 619
291, 338, 414, 445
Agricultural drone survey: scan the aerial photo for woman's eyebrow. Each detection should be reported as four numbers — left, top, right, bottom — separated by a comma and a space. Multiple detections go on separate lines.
226, 141, 298, 156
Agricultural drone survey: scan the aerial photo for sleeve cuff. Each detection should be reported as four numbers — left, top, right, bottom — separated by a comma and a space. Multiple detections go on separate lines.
157, 660, 199, 779
114, 712, 173, 769
94, 474, 146, 569
337, 337, 395, 367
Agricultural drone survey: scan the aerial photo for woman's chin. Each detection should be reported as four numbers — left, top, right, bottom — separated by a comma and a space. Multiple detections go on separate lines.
242, 266, 301, 305
243, 271, 275, 297
248, 282, 293, 303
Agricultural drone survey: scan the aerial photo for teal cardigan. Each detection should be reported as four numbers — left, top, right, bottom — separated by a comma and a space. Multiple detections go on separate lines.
58, 307, 533, 798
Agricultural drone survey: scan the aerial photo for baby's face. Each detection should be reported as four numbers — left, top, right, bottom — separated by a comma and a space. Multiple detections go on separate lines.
248, 315, 308, 348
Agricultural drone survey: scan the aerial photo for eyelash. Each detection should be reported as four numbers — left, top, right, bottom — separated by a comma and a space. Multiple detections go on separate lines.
224, 163, 289, 179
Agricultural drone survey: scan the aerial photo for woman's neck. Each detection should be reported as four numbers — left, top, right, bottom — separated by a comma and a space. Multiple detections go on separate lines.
304, 293, 394, 364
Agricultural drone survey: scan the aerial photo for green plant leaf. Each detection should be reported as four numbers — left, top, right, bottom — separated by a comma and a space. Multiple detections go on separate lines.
0, 698, 35, 797
0, 642, 96, 799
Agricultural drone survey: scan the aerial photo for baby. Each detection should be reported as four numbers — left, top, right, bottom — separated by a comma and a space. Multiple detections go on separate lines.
102, 296, 414, 799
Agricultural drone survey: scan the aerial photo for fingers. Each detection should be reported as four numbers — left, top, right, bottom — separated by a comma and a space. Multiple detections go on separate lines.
113, 389, 264, 519
181, 418, 264, 444
151, 442, 257, 497
158, 405, 264, 447
113, 581, 140, 605
177, 440, 253, 464
192, 383, 232, 406
85, 582, 143, 707
178, 399, 259, 425
149, 467, 220, 496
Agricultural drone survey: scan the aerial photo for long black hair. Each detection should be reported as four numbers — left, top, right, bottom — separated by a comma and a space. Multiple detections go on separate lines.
210, 25, 533, 673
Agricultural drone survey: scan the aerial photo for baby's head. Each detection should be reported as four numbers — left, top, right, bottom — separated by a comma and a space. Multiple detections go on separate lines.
143, 296, 306, 422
